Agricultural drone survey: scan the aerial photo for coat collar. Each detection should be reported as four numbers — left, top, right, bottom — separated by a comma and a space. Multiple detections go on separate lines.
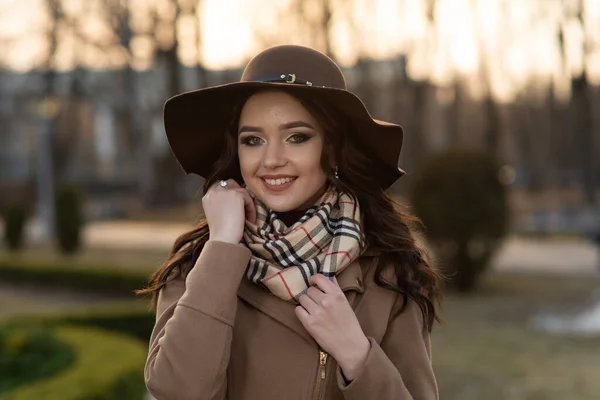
237, 257, 366, 346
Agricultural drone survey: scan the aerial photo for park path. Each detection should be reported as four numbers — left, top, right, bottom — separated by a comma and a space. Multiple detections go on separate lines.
78, 221, 600, 276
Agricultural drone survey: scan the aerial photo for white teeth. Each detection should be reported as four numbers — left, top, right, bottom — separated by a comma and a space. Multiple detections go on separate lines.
265, 177, 295, 186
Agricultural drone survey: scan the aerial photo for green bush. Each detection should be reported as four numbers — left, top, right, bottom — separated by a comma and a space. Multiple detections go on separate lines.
410, 150, 509, 292
3, 203, 28, 251
54, 183, 84, 254
0, 326, 75, 393
7, 303, 155, 343
56, 305, 154, 343
0, 258, 149, 298
0, 325, 147, 400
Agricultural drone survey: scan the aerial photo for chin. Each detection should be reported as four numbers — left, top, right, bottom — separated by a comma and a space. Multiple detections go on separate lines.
260, 196, 301, 213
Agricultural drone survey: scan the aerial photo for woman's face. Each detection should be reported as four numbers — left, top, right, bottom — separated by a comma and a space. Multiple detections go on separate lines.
237, 90, 328, 212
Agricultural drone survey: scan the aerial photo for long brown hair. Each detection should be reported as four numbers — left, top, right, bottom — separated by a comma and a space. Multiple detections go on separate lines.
136, 88, 444, 331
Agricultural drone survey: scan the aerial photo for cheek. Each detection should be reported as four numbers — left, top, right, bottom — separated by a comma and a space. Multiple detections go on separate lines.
237, 148, 257, 176
299, 145, 326, 178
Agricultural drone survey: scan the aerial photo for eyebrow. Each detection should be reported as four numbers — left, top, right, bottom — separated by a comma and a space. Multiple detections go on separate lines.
238, 120, 316, 134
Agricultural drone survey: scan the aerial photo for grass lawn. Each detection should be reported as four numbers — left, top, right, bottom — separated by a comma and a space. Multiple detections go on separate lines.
0, 244, 166, 273
0, 282, 132, 321
433, 272, 600, 400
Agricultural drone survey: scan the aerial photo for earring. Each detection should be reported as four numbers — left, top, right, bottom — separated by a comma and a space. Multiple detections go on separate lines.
334, 166, 339, 179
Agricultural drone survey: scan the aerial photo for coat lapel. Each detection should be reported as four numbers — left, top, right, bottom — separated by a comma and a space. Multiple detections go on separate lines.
237, 257, 366, 346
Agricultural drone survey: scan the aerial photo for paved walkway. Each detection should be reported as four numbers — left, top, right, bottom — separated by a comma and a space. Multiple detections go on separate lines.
0, 282, 124, 320
10, 219, 600, 276
85, 221, 600, 276
82, 221, 600, 275
492, 236, 599, 276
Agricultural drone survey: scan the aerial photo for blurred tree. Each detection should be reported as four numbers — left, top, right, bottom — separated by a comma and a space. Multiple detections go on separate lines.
279, 0, 336, 59
573, 0, 595, 204
43, 0, 61, 170
476, 7, 501, 152
33, 0, 65, 242
480, 0, 507, 152
405, 80, 429, 169
547, 82, 569, 189
157, 0, 183, 98
151, 0, 190, 206
396, 0, 436, 187
102, 0, 153, 203
42, 0, 62, 100
447, 80, 463, 147
3, 203, 28, 252
98, 0, 206, 206
256, 0, 359, 62
54, 182, 84, 254
45, 2, 107, 181
560, 0, 596, 204
410, 150, 509, 292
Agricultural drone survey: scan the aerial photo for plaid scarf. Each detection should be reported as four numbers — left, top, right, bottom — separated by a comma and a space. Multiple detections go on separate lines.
242, 186, 365, 302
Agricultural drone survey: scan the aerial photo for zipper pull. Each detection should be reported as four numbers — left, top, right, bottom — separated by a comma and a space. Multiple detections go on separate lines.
319, 351, 328, 379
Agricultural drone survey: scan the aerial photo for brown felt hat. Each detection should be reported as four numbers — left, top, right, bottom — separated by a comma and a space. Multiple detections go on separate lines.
164, 45, 405, 189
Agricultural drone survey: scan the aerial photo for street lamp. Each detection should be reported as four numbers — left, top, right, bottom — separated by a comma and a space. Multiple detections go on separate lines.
33, 96, 61, 243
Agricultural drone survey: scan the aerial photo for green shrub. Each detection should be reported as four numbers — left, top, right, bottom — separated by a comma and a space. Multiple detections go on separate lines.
3, 203, 28, 251
0, 326, 75, 393
410, 150, 510, 292
55, 306, 154, 342
1, 325, 147, 400
54, 183, 84, 254
6, 303, 155, 343
0, 258, 149, 298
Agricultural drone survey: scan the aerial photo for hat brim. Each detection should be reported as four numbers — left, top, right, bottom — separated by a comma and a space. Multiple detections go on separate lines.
164, 82, 405, 189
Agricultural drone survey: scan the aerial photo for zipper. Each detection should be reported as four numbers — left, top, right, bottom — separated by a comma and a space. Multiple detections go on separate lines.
313, 350, 328, 400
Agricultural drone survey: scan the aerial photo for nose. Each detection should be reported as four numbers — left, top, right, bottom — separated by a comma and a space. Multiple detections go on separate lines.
261, 141, 287, 169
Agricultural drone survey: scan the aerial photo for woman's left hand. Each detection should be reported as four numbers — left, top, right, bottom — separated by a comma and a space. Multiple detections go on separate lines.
295, 274, 370, 381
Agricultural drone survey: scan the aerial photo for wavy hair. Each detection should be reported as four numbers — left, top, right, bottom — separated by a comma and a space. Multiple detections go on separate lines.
136, 89, 444, 331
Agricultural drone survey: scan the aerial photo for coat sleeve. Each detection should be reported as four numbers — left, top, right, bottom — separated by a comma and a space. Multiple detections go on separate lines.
144, 240, 251, 400
337, 296, 439, 400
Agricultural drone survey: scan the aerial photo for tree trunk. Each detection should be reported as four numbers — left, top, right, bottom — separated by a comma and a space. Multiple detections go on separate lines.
572, 75, 595, 204
453, 243, 478, 293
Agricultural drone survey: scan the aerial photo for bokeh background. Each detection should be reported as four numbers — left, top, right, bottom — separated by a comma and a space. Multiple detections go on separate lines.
1, 0, 599, 399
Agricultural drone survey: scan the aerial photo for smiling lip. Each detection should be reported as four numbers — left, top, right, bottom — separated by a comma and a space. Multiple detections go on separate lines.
261, 176, 297, 192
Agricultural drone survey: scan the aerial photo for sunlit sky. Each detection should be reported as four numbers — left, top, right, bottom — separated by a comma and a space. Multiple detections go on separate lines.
1, 0, 599, 101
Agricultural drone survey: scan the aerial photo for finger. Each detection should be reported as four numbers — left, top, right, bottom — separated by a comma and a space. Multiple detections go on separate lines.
242, 191, 257, 224
298, 293, 319, 315
209, 180, 256, 223
223, 179, 241, 189
208, 178, 237, 193
295, 305, 310, 324
233, 188, 257, 223
309, 274, 338, 294
306, 286, 326, 304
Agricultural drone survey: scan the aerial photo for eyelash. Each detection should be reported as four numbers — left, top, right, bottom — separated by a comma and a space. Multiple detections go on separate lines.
289, 133, 311, 143
240, 136, 262, 146
239, 134, 312, 146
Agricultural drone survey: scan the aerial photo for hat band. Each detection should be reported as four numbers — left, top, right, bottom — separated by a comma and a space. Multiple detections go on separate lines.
251, 73, 315, 86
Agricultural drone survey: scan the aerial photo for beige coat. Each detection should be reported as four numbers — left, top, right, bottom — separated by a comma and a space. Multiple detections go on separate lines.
145, 240, 438, 400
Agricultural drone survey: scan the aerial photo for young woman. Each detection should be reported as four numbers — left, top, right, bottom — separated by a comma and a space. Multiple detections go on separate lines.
138, 45, 443, 400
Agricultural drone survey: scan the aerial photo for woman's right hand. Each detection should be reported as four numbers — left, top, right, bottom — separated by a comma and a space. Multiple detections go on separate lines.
202, 179, 257, 244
